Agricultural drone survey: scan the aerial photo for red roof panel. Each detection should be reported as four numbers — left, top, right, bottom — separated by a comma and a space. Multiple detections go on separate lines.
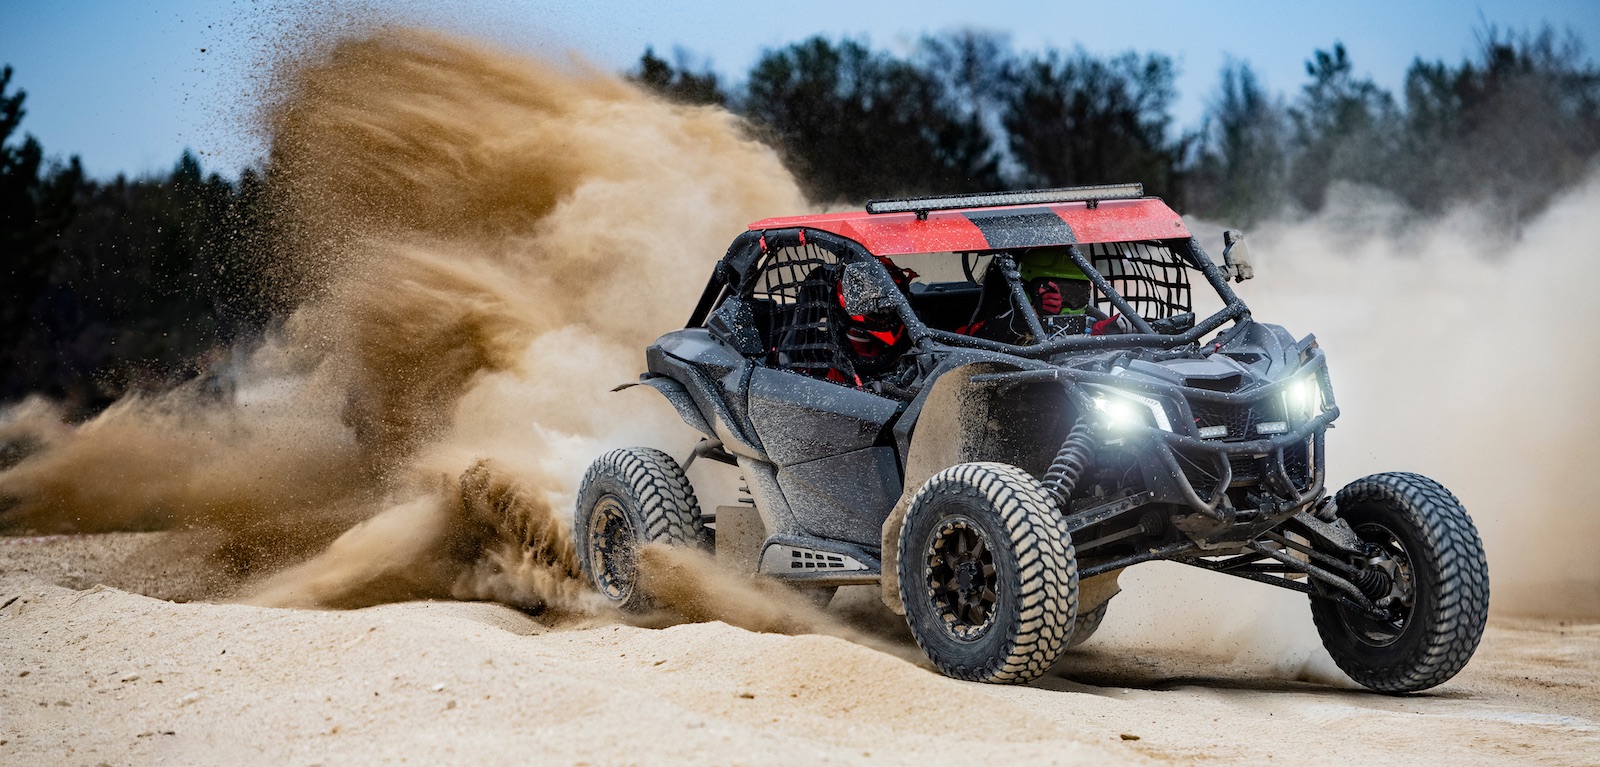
747, 198, 1189, 255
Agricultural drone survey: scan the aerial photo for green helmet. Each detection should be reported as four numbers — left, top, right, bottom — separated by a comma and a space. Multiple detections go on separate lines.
1016, 248, 1091, 316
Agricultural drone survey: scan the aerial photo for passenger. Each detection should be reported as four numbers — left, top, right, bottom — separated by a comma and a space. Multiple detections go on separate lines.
1017, 247, 1094, 334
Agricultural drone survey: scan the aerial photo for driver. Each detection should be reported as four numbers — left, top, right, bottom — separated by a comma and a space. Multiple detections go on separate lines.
1018, 247, 1092, 331
833, 255, 916, 384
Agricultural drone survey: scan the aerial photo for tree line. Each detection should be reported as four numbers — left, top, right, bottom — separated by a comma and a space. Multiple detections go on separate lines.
3, 25, 1598, 416
637, 25, 1600, 225
2, 66, 275, 414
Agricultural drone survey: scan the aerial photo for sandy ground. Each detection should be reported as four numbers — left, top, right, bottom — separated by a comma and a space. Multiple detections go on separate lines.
2, 534, 1597, 766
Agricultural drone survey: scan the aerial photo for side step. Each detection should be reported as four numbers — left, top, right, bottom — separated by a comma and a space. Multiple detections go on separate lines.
758, 534, 881, 586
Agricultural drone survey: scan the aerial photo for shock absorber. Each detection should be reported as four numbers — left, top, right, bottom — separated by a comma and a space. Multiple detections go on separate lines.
1041, 418, 1096, 510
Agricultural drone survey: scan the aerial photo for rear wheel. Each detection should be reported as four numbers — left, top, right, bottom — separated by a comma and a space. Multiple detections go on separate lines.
1310, 472, 1488, 693
575, 447, 706, 612
898, 462, 1077, 684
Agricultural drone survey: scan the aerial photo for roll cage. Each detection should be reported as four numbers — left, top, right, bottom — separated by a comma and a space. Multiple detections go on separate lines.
688, 225, 1253, 361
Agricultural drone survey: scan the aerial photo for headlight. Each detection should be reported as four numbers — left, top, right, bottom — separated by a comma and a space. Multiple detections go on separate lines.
1090, 387, 1173, 432
1283, 373, 1324, 422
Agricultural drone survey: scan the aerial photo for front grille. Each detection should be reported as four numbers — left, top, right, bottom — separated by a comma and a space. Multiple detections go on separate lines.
1191, 402, 1251, 439
1191, 398, 1288, 440
1228, 453, 1262, 483
1180, 392, 1319, 498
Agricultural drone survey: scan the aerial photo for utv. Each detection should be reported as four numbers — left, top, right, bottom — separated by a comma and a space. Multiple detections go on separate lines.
578, 184, 1488, 691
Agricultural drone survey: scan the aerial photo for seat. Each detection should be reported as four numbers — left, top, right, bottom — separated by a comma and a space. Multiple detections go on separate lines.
963, 262, 1031, 344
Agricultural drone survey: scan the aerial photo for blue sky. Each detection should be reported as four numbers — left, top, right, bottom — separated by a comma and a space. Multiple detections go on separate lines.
3, 0, 1597, 179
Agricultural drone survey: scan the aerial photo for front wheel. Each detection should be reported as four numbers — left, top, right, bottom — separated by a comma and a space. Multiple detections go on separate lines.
898, 462, 1078, 684
1310, 472, 1489, 693
575, 447, 707, 612
1068, 600, 1110, 648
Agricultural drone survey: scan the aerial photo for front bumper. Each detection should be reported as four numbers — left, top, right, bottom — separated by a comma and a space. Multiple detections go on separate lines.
971, 350, 1339, 520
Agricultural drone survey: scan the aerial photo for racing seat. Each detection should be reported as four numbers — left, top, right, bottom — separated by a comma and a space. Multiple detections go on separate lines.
962, 261, 1031, 344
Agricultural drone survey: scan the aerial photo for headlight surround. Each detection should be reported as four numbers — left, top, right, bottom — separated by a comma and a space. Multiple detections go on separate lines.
1088, 385, 1173, 432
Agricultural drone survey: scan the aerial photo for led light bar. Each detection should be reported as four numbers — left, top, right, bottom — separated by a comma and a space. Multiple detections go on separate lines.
1198, 425, 1230, 439
865, 183, 1145, 216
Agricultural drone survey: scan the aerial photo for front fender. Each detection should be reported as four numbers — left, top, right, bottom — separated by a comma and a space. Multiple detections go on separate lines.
881, 360, 1046, 613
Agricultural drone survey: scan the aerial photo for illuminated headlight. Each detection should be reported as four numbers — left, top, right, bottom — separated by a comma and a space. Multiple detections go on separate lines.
1090, 387, 1173, 432
1283, 374, 1325, 421
1198, 425, 1230, 439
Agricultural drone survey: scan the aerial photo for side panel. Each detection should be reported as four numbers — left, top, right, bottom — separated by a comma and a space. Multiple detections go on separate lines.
746, 367, 901, 467
736, 455, 803, 540
744, 366, 903, 548
776, 447, 901, 547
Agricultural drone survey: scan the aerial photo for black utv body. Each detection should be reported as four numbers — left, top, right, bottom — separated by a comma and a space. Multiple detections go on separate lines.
577, 185, 1489, 691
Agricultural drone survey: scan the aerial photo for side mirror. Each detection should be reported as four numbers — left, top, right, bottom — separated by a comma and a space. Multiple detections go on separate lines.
839, 261, 900, 316
1222, 230, 1255, 283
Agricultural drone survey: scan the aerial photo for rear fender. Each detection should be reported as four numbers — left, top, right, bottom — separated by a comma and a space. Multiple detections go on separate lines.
615, 377, 714, 437
646, 330, 766, 460
879, 360, 1074, 613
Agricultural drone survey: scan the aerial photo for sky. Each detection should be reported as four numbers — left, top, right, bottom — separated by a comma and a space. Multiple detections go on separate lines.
2, 0, 1597, 179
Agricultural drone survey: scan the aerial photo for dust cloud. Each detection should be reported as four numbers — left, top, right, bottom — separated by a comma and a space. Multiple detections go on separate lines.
1241, 178, 1600, 619
0, 28, 804, 612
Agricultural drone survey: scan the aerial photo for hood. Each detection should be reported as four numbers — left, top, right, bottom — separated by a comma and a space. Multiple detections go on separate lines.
1100, 320, 1311, 394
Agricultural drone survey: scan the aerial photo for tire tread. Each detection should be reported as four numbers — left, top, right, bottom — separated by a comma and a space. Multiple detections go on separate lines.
575, 447, 705, 611
898, 462, 1077, 684
1311, 471, 1489, 693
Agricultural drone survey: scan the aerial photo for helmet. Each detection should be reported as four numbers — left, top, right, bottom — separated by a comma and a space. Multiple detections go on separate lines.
836, 256, 915, 372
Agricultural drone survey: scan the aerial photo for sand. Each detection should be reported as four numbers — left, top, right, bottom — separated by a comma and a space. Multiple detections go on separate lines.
3, 534, 1596, 766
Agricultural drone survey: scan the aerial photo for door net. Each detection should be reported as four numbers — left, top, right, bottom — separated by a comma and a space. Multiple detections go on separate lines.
749, 243, 849, 379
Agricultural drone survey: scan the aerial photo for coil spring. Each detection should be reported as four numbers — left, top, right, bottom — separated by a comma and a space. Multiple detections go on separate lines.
1041, 419, 1096, 509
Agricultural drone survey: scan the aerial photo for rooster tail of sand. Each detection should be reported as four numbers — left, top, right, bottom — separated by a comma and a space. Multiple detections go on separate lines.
0, 28, 805, 609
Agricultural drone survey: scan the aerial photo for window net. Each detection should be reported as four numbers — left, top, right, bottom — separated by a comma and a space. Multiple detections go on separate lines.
1084, 242, 1192, 321
749, 243, 848, 378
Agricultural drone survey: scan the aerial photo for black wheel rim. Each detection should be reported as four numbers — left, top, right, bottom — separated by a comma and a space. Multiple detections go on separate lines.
926, 516, 1000, 641
1338, 521, 1416, 647
587, 494, 637, 601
